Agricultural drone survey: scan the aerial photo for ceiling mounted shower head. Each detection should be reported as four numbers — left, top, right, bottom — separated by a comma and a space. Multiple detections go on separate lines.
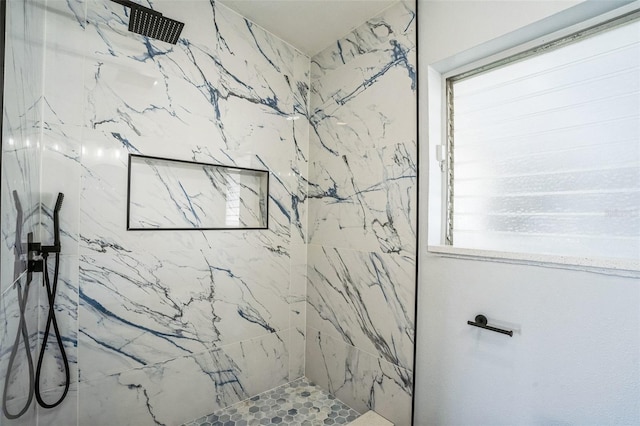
110, 0, 184, 45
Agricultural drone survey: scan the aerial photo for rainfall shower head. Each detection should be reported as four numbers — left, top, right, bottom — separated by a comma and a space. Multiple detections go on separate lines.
110, 0, 184, 45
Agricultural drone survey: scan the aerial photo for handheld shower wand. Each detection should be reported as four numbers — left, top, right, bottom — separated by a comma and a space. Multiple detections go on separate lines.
110, 0, 184, 44
35, 193, 70, 409
45, 193, 63, 252
2, 192, 70, 419
53, 193, 63, 247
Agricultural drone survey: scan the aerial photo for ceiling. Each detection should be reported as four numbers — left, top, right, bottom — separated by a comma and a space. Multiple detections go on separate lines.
218, 0, 399, 56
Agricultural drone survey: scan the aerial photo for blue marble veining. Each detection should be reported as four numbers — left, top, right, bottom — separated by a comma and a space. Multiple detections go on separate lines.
78, 0, 307, 253
310, 3, 415, 80
1, 0, 45, 295
1, 1, 46, 425
4, 0, 416, 425
305, 2, 417, 425
306, 331, 412, 426
307, 1, 417, 257
78, 245, 290, 382
307, 246, 415, 370
128, 156, 268, 230
23, 0, 311, 425
78, 332, 290, 426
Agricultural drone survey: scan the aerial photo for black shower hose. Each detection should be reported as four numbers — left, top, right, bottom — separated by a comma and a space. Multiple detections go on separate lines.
2, 278, 35, 420
2, 251, 70, 419
35, 250, 70, 409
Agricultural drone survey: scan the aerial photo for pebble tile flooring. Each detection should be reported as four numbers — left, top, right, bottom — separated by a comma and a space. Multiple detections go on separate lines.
183, 377, 361, 426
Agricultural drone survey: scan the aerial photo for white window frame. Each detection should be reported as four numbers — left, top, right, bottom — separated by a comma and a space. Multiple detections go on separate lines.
426, 1, 640, 275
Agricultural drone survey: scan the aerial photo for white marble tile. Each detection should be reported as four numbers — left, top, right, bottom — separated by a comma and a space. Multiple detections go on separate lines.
310, 51, 417, 150
1, 133, 41, 296
78, 351, 222, 426
1, 2, 45, 424
0, 392, 36, 426
307, 162, 416, 256
43, 0, 87, 129
290, 244, 307, 325
80, 1, 302, 156
77, 127, 295, 255
35, 384, 78, 426
1, 0, 46, 294
3, 0, 46, 132
0, 132, 41, 293
127, 156, 268, 230
308, 54, 417, 255
311, 47, 415, 114
290, 143, 310, 246
78, 128, 294, 256
289, 244, 307, 380
348, 410, 395, 426
77, 251, 215, 380
40, 127, 82, 257
78, 244, 290, 381
306, 245, 415, 372
222, 331, 290, 398
22, 0, 322, 424
56, 0, 311, 259
307, 4, 417, 257
77, 127, 132, 254
38, 1, 85, 273
290, 53, 311, 246
78, 331, 289, 426
288, 327, 306, 382
306, 329, 412, 426
0, 142, 39, 294
305, 8, 416, 422
310, 2, 416, 80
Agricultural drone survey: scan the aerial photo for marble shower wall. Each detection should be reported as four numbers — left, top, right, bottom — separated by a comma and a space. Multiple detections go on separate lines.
33, 0, 310, 425
3, 1, 417, 425
1, 0, 46, 425
305, 3, 417, 425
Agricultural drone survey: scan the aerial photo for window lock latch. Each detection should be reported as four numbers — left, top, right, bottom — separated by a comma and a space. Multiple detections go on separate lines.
436, 145, 446, 172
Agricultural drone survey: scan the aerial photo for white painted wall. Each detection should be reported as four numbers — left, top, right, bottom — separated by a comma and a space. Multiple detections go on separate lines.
415, 1, 640, 424
420, 0, 581, 65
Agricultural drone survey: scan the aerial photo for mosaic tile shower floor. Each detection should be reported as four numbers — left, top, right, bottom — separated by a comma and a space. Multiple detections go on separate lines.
183, 377, 361, 426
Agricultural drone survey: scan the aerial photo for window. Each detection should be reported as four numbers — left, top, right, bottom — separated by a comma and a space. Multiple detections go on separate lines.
430, 11, 640, 268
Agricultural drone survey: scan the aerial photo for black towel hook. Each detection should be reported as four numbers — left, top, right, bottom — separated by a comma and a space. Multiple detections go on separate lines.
467, 314, 513, 337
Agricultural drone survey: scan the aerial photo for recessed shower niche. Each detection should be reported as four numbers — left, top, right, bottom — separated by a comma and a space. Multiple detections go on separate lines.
127, 154, 269, 230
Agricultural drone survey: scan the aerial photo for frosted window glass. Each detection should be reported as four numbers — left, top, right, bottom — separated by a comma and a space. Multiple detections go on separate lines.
449, 19, 640, 260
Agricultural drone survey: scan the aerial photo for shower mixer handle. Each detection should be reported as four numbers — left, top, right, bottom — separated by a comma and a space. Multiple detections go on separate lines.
26, 193, 64, 275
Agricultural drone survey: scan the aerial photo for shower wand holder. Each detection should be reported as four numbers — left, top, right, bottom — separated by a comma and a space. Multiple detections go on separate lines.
26, 240, 61, 274
26, 245, 60, 274
26, 192, 64, 275
24, 233, 43, 276
27, 259, 44, 274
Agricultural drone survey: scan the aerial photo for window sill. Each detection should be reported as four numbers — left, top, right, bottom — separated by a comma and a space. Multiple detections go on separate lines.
427, 245, 640, 277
